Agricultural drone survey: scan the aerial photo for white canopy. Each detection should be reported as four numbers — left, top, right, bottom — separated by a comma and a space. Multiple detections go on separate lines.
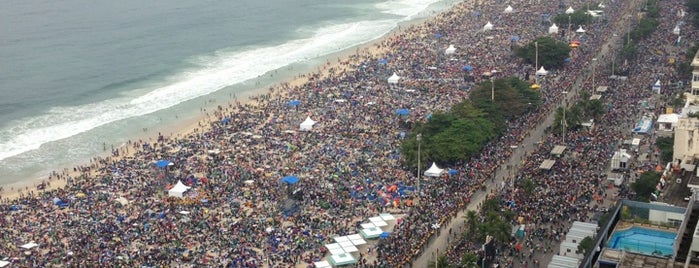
424, 162, 444, 177
299, 116, 316, 131
387, 73, 400, 84
504, 5, 514, 13
483, 21, 493, 31
0, 260, 8, 267
535, 66, 549, 76
598, 2, 606, 8
445, 44, 456, 55
168, 180, 191, 198
20, 242, 38, 249
658, 113, 679, 124
674, 25, 681, 35
576, 26, 586, 33
565, 7, 575, 14
548, 24, 559, 34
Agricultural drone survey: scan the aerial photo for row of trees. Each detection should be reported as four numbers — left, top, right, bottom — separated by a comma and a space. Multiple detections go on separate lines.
515, 37, 572, 70
620, 0, 660, 61
400, 77, 541, 167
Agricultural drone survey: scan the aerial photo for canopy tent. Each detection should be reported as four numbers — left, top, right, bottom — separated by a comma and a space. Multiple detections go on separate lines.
596, 86, 609, 93
445, 44, 456, 55
20, 242, 38, 249
539, 159, 556, 170
483, 21, 494, 31
652, 80, 661, 94
566, 7, 575, 14
424, 162, 444, 177
329, 253, 357, 266
633, 116, 653, 134
504, 5, 514, 13
155, 160, 173, 168
589, 94, 602, 100
281, 175, 300, 184
548, 24, 559, 34
387, 73, 400, 84
674, 25, 681, 35
168, 180, 191, 198
551, 145, 567, 156
576, 26, 586, 33
535, 66, 549, 76
299, 116, 316, 131
360, 227, 383, 239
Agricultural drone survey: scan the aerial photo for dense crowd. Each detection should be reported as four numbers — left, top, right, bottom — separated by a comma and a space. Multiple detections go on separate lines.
0, 0, 688, 267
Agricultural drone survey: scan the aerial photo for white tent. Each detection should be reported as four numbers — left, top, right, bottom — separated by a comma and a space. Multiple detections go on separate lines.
674, 25, 681, 35
0, 260, 9, 268
168, 180, 191, 198
424, 162, 444, 177
548, 24, 559, 34
483, 21, 493, 31
566, 7, 575, 14
504, 5, 514, 13
20, 242, 38, 249
445, 44, 456, 55
387, 73, 400, 84
576, 26, 586, 33
299, 116, 316, 131
535, 66, 549, 76
652, 80, 661, 94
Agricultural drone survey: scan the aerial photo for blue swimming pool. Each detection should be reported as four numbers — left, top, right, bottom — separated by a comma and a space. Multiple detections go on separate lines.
607, 226, 676, 257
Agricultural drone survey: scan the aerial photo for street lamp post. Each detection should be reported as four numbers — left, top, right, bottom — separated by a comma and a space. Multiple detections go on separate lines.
490, 77, 495, 101
592, 58, 597, 90
568, 15, 572, 41
417, 133, 422, 194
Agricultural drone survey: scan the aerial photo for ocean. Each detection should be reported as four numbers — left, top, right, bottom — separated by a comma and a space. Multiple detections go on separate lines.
0, 0, 457, 186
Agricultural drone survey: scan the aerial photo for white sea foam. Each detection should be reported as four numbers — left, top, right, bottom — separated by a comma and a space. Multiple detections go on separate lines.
375, 0, 445, 19
0, 19, 399, 161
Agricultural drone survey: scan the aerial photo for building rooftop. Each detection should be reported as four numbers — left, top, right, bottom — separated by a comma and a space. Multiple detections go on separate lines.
600, 250, 673, 268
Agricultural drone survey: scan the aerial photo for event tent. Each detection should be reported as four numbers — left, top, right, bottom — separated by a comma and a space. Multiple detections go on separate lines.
576, 26, 586, 33
300, 116, 316, 131
566, 7, 575, 14
652, 80, 661, 94
445, 44, 456, 55
387, 73, 400, 84
168, 180, 191, 198
535, 66, 549, 76
674, 25, 681, 35
504, 5, 514, 13
314, 261, 332, 268
483, 21, 494, 31
424, 162, 444, 177
548, 24, 559, 34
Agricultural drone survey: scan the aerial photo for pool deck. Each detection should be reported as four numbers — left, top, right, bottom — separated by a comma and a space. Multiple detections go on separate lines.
613, 221, 679, 233
599, 222, 680, 268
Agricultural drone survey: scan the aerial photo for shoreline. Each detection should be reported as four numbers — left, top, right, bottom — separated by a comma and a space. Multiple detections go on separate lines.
0, 5, 446, 202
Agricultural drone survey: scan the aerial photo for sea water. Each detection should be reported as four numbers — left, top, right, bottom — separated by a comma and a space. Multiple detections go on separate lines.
0, 0, 458, 185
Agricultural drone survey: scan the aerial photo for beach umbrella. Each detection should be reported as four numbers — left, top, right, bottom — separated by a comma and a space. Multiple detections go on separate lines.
281, 175, 299, 184
462, 65, 474, 71
287, 100, 301, 107
565, 7, 575, 14
576, 26, 586, 33
504, 5, 514, 13
530, 84, 541, 90
445, 44, 456, 55
155, 160, 172, 168
395, 109, 409, 116
483, 21, 494, 31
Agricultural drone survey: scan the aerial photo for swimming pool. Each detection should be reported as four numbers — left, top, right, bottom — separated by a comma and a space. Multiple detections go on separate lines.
607, 226, 676, 257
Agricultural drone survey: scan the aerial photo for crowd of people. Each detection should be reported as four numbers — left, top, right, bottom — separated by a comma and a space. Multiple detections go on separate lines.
443, 0, 697, 266
0, 0, 692, 267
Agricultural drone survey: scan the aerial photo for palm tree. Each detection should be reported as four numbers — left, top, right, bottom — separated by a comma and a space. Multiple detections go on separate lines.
464, 210, 479, 239
427, 255, 451, 268
461, 252, 480, 268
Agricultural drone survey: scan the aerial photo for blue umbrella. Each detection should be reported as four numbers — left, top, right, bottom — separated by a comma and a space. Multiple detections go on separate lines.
462, 65, 474, 71
449, 169, 458, 175
378, 59, 388, 65
155, 160, 171, 168
287, 100, 301, 107
380, 231, 390, 238
395, 109, 409, 116
281, 175, 299, 184
510, 36, 520, 42
433, 33, 443, 39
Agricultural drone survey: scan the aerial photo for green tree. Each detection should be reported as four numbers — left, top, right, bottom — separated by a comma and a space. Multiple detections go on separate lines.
469, 77, 541, 120
577, 236, 594, 255
460, 252, 480, 268
515, 37, 572, 70
464, 210, 479, 240
656, 136, 674, 163
553, 10, 593, 26
631, 171, 662, 202
521, 178, 536, 195
428, 255, 451, 268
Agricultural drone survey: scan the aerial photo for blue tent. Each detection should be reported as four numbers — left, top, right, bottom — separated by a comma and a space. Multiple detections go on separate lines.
462, 65, 474, 71
281, 175, 299, 184
395, 109, 409, 116
287, 100, 301, 107
449, 169, 458, 175
380, 231, 391, 238
155, 160, 171, 168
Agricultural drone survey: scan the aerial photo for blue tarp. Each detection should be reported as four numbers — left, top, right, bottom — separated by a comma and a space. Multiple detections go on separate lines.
510, 36, 520, 42
155, 160, 171, 168
449, 169, 458, 175
287, 100, 301, 107
462, 65, 474, 71
380, 232, 391, 238
378, 59, 388, 65
433, 33, 443, 39
281, 175, 299, 184
395, 109, 409, 116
